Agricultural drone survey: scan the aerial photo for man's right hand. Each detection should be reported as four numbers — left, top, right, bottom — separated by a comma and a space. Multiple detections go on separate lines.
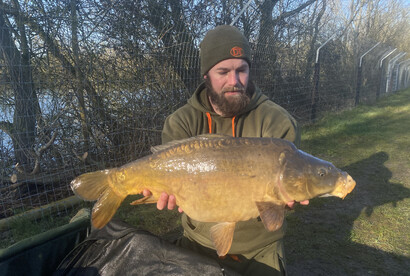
143, 189, 183, 213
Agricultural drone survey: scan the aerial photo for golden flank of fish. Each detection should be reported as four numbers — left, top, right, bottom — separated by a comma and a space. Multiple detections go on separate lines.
71, 134, 356, 256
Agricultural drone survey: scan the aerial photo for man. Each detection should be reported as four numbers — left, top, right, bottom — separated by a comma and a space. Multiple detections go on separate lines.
144, 25, 307, 275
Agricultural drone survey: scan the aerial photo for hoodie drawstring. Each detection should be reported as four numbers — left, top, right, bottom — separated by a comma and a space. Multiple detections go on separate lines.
206, 112, 236, 137
231, 116, 236, 137
206, 112, 212, 134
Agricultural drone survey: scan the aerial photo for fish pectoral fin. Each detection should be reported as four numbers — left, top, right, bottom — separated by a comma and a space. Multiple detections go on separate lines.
210, 222, 236, 257
130, 195, 157, 205
319, 193, 333, 198
255, 202, 285, 231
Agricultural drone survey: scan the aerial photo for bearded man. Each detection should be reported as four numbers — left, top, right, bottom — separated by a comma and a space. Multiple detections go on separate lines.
144, 25, 307, 275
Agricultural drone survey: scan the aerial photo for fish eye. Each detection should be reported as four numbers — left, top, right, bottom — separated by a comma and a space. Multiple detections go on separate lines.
318, 169, 326, 177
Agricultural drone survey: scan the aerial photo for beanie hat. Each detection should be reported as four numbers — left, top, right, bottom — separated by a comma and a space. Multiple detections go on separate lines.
200, 25, 251, 76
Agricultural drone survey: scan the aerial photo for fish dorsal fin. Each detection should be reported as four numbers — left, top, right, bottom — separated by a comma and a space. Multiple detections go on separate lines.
255, 202, 286, 231
150, 134, 231, 154
210, 222, 236, 256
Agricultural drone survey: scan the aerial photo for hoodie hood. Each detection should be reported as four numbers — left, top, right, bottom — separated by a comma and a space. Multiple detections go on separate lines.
187, 81, 268, 117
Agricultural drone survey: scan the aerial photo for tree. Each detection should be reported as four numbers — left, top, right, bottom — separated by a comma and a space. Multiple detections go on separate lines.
0, 4, 38, 173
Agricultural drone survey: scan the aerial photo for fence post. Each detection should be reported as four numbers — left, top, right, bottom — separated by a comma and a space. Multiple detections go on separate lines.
395, 59, 410, 91
405, 65, 410, 89
355, 42, 380, 106
311, 62, 320, 121
386, 52, 406, 93
405, 65, 410, 90
310, 34, 336, 121
377, 48, 396, 99
230, 0, 253, 25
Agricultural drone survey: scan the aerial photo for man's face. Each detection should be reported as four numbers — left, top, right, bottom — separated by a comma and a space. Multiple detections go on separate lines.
205, 59, 251, 117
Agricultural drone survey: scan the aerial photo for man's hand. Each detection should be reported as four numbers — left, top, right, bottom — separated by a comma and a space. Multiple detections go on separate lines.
143, 189, 183, 213
286, 200, 309, 209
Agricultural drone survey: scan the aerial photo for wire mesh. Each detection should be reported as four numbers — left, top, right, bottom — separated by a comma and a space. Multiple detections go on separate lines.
0, 0, 409, 248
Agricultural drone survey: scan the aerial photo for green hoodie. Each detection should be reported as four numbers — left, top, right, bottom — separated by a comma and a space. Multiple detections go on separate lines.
162, 82, 300, 254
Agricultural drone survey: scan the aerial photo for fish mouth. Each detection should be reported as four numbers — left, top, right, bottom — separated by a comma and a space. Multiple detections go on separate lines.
331, 174, 356, 199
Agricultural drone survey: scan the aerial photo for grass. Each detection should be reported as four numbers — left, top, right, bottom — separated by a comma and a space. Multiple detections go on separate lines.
285, 88, 410, 275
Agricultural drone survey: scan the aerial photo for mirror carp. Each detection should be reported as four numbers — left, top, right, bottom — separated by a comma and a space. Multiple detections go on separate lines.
71, 134, 356, 256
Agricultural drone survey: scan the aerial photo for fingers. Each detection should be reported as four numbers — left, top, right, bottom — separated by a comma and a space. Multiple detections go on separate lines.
156, 192, 181, 211
143, 190, 183, 212
157, 192, 169, 210
168, 195, 184, 212
168, 194, 176, 210
286, 200, 310, 209
142, 189, 152, 197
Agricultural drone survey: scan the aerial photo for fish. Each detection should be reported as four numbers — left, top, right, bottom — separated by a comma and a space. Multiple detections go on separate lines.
70, 134, 356, 256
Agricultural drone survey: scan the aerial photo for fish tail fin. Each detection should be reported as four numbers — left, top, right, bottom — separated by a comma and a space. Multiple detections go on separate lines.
70, 169, 113, 201
70, 169, 126, 228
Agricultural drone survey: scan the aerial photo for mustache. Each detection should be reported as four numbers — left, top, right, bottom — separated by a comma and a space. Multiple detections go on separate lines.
222, 86, 245, 93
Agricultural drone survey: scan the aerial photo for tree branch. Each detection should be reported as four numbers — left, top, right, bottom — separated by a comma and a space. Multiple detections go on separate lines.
0, 121, 13, 137
30, 131, 58, 174
271, 0, 317, 25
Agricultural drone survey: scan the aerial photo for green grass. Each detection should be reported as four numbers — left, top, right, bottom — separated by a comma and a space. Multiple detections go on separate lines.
285, 88, 410, 275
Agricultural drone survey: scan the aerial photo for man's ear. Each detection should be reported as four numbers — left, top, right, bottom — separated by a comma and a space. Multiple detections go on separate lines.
203, 74, 207, 79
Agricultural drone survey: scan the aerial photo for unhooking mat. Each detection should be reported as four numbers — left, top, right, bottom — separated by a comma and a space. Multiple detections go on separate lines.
54, 219, 240, 276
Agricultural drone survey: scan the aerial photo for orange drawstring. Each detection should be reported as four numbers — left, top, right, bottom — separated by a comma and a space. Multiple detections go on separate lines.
206, 112, 236, 137
206, 112, 212, 134
231, 116, 236, 137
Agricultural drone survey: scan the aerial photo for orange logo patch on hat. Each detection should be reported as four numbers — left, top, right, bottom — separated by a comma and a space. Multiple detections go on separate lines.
230, 46, 244, 57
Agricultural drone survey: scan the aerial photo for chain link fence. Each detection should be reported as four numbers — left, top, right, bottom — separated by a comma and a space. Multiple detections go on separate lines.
1, 0, 409, 248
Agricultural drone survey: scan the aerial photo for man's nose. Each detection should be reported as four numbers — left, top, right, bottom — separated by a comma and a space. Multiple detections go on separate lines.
227, 71, 239, 86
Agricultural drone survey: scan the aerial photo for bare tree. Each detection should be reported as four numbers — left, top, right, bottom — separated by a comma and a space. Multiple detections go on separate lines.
0, 3, 38, 173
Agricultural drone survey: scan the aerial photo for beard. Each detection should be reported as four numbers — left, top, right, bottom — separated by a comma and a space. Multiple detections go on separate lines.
205, 76, 254, 117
